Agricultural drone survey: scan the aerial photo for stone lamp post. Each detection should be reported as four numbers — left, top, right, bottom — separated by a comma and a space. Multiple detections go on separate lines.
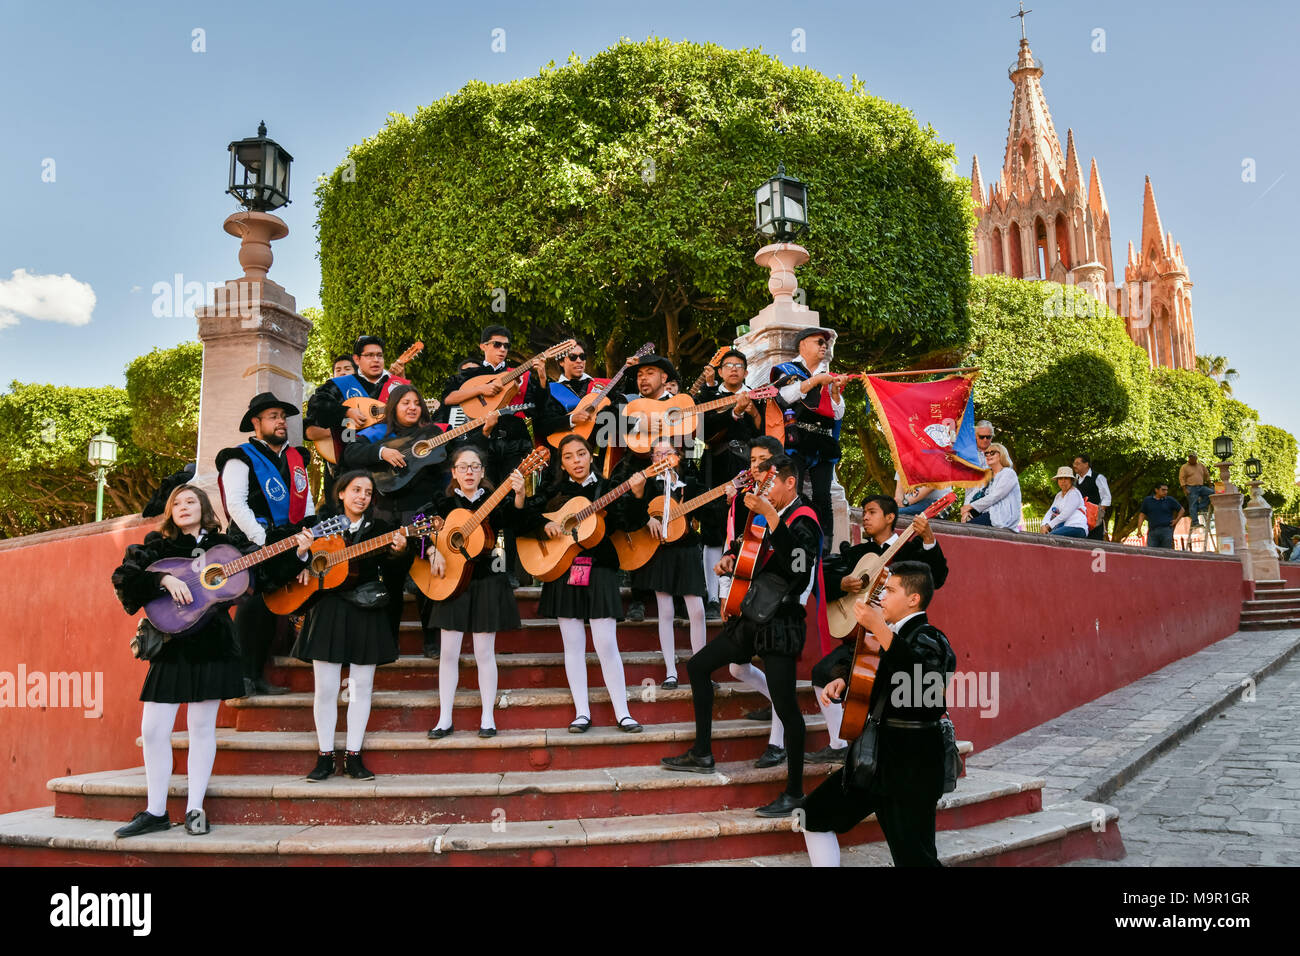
191, 122, 312, 500
1208, 433, 1252, 579
1243, 456, 1280, 582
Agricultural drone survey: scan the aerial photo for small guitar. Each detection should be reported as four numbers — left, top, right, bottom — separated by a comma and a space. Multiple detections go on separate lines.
546, 342, 654, 448
610, 469, 753, 571
623, 385, 778, 456
461, 340, 576, 420
720, 468, 779, 620
263, 513, 440, 616
835, 492, 957, 741
144, 516, 349, 634
410, 447, 550, 602
827, 492, 957, 638
687, 347, 730, 399
372, 403, 533, 494
516, 455, 678, 582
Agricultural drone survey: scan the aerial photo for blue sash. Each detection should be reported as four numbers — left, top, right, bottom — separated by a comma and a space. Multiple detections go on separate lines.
242, 443, 291, 527
332, 374, 370, 400
357, 422, 389, 443
549, 380, 588, 413
771, 362, 842, 442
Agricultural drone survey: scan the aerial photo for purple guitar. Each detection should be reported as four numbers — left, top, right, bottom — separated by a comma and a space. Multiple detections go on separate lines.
144, 516, 348, 634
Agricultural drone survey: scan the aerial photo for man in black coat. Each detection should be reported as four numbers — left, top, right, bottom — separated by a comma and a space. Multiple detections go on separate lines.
801, 561, 956, 867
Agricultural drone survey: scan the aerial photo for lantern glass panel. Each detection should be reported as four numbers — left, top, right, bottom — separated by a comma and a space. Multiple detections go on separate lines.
1245, 457, 1262, 479
1214, 434, 1233, 460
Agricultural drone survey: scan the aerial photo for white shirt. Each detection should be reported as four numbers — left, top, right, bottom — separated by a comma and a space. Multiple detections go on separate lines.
219, 452, 317, 546
969, 467, 1022, 530
453, 486, 487, 503
889, 611, 924, 635
1043, 487, 1088, 532
778, 361, 845, 421
484, 361, 506, 373
576, 472, 598, 488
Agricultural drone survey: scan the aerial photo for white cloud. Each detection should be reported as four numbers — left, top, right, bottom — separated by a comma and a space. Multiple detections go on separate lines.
0, 268, 96, 329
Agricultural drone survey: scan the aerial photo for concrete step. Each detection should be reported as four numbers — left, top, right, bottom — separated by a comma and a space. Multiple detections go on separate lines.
681, 800, 1123, 867
181, 717, 835, 775
1240, 617, 1300, 631
222, 681, 822, 733
2, 767, 1046, 867
268, 651, 696, 692
1241, 599, 1300, 613
395, 618, 726, 657
45, 754, 990, 828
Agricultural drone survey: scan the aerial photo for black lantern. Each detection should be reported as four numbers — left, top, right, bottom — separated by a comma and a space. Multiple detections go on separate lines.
755, 163, 809, 242
227, 121, 293, 212
1213, 433, 1233, 461
1244, 456, 1262, 480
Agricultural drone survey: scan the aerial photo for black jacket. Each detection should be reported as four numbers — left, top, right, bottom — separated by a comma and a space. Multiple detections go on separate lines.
341, 424, 447, 519
824, 534, 949, 603
429, 487, 521, 581
726, 494, 823, 620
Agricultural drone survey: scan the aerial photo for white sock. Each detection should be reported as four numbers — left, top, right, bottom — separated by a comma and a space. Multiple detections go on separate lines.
729, 662, 785, 748
312, 661, 342, 753
184, 700, 221, 813
813, 687, 848, 749
140, 701, 179, 816
654, 593, 677, 678
472, 632, 497, 729
703, 547, 723, 603
558, 618, 591, 720
436, 629, 464, 730
590, 617, 631, 723
804, 829, 842, 867
345, 665, 376, 752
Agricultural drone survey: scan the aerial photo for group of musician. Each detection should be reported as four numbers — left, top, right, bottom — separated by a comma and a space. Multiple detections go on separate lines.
110, 322, 957, 866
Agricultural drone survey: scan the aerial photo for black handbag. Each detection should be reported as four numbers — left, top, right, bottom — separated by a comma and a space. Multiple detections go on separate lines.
339, 580, 390, 609
739, 571, 790, 624
130, 618, 170, 661
842, 692, 889, 792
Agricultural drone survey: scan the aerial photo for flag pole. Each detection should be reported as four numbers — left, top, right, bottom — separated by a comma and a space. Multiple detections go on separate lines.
851, 366, 979, 379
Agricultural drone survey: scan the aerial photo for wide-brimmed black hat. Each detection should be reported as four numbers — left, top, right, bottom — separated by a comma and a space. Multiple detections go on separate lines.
633, 353, 678, 380
239, 392, 300, 432
795, 327, 835, 346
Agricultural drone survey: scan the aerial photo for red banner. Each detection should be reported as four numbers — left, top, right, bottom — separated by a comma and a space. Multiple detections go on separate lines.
864, 373, 989, 489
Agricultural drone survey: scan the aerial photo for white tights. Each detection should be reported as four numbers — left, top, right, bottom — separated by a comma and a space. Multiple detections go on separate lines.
803, 829, 842, 867
434, 630, 498, 731
813, 690, 848, 750
312, 661, 376, 753
655, 592, 705, 681
558, 617, 630, 723
728, 662, 785, 748
703, 547, 724, 603
140, 699, 221, 816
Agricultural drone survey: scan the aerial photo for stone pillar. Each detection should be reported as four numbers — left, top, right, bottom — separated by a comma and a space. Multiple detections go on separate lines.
735, 242, 850, 548
191, 211, 312, 501
1208, 459, 1250, 580
1244, 482, 1281, 582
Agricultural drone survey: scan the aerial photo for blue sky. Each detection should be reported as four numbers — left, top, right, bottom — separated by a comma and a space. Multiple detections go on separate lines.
2, 0, 1296, 452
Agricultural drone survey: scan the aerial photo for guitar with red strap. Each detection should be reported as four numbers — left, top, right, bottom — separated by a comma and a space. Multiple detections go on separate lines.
720, 468, 778, 620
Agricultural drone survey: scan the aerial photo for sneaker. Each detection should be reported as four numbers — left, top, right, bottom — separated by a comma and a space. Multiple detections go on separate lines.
114, 810, 170, 838
627, 601, 645, 623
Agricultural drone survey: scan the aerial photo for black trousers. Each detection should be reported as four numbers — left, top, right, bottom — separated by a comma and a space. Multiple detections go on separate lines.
234, 592, 277, 681
790, 450, 835, 548
802, 766, 942, 867
686, 630, 805, 796
1087, 520, 1107, 541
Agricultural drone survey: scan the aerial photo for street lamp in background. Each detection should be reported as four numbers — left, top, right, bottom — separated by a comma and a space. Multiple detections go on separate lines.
1213, 433, 1235, 492
87, 429, 118, 522
1244, 456, 1264, 505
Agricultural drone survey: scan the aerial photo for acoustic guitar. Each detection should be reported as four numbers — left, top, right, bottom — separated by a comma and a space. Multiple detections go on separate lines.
719, 468, 779, 620
826, 493, 957, 638
516, 455, 678, 582
834, 492, 957, 741
687, 347, 730, 399
263, 513, 440, 616
460, 340, 576, 420
311, 342, 425, 464
545, 342, 654, 448
623, 385, 778, 456
371, 403, 533, 494
144, 515, 349, 634
409, 447, 550, 602
610, 469, 753, 571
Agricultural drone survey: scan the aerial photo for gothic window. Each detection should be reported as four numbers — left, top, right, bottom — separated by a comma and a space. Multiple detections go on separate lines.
992, 227, 1005, 273
1034, 217, 1049, 279
1055, 213, 1072, 270
1008, 222, 1024, 278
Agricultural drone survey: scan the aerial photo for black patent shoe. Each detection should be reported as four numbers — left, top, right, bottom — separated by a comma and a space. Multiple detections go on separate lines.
755, 792, 805, 818
344, 751, 375, 780
307, 751, 336, 782
755, 745, 787, 769
661, 750, 716, 774
114, 810, 170, 838
427, 725, 455, 740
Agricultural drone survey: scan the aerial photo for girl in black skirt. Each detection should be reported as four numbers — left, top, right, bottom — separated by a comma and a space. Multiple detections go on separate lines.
290, 470, 407, 781
425, 446, 525, 739
521, 435, 642, 734
632, 438, 708, 689
110, 485, 246, 837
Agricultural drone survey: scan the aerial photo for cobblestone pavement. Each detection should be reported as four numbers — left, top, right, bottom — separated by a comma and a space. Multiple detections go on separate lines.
1067, 650, 1300, 866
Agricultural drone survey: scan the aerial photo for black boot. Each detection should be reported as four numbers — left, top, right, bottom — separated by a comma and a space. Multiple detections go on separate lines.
306, 751, 336, 782
344, 750, 374, 780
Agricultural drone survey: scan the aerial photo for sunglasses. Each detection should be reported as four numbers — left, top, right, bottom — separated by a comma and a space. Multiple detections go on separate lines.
567, 353, 586, 361
487, 340, 510, 349
976, 434, 992, 441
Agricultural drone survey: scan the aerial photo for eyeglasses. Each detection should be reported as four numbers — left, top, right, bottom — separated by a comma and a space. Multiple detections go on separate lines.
808, 338, 827, 347
454, 463, 483, 473
359, 351, 384, 360
721, 362, 745, 370
487, 340, 510, 349
567, 353, 586, 361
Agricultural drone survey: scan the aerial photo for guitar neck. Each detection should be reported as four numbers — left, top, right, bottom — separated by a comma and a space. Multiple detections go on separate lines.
672, 480, 737, 520
575, 476, 638, 523
431, 413, 489, 446
690, 392, 749, 415
687, 370, 712, 398
219, 535, 298, 576
462, 483, 515, 536
330, 524, 417, 566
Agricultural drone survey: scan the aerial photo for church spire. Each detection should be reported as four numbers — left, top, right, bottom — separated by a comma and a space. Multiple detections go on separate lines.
1000, 29, 1065, 199
1064, 129, 1084, 194
1140, 176, 1167, 259
971, 154, 986, 204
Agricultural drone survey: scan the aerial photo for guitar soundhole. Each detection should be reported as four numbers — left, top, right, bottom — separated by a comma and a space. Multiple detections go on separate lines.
309, 553, 330, 574
561, 516, 577, 536
202, 567, 225, 589
448, 531, 465, 552
412, 441, 432, 459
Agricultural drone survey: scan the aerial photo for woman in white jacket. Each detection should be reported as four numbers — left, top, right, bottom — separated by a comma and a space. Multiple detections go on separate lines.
961, 443, 1022, 530
1041, 466, 1089, 538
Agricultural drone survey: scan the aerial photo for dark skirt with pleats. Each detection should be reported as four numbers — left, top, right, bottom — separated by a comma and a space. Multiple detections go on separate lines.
630, 542, 707, 597
538, 565, 624, 621
424, 572, 521, 633
292, 592, 399, 666
140, 621, 245, 703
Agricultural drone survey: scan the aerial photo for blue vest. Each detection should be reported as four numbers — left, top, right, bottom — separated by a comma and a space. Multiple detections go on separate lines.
332, 374, 371, 400
242, 442, 292, 527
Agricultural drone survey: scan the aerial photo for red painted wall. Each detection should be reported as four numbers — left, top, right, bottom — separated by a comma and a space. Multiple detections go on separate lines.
0, 516, 154, 813
1282, 565, 1300, 587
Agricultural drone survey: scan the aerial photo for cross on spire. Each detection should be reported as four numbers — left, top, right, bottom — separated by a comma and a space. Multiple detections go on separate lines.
1012, 1, 1032, 41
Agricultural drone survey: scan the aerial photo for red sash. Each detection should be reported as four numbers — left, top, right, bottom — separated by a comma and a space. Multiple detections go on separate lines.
782, 504, 831, 655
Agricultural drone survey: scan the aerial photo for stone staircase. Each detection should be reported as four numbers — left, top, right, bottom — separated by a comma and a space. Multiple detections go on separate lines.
0, 589, 1123, 866
1240, 580, 1300, 630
